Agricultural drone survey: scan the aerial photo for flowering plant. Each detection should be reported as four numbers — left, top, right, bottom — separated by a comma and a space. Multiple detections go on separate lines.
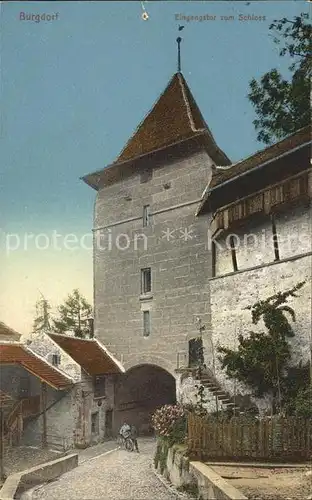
151, 404, 186, 440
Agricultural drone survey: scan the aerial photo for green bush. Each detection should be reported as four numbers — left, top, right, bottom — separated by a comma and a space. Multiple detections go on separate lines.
291, 386, 312, 418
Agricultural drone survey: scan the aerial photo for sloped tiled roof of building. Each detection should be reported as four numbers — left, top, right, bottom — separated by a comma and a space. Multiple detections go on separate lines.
0, 321, 21, 341
0, 342, 74, 389
48, 333, 125, 376
210, 125, 311, 189
115, 72, 228, 164
196, 125, 311, 215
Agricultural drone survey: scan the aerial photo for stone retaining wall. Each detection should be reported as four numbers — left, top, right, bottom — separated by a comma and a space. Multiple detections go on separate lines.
0, 453, 78, 499
156, 441, 247, 500
189, 461, 247, 500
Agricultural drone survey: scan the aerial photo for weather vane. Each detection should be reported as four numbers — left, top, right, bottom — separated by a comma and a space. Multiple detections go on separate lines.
141, 1, 149, 21
176, 25, 184, 73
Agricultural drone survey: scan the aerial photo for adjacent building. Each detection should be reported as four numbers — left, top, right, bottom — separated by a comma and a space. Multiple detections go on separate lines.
0, 324, 124, 451
198, 126, 311, 410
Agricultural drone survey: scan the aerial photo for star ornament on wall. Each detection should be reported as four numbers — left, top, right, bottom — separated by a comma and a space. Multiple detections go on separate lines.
179, 227, 194, 241
161, 228, 175, 241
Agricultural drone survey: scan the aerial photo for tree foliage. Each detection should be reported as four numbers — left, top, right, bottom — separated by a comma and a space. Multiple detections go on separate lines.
32, 294, 52, 333
53, 289, 93, 338
282, 361, 312, 417
217, 281, 306, 413
289, 386, 312, 418
248, 16, 311, 144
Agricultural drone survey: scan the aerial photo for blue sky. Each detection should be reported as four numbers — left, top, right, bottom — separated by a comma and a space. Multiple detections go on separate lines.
0, 0, 307, 334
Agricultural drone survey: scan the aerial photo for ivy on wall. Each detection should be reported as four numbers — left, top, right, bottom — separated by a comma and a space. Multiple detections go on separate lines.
217, 281, 308, 414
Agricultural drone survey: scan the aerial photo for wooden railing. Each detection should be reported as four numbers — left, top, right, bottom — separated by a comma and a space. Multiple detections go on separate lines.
188, 413, 312, 462
211, 170, 310, 237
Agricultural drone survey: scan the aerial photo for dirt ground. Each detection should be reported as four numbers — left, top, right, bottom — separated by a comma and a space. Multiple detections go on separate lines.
207, 464, 312, 500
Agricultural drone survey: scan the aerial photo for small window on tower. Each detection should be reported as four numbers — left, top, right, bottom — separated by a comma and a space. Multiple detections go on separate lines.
143, 311, 151, 337
143, 205, 150, 227
140, 169, 152, 184
141, 268, 151, 294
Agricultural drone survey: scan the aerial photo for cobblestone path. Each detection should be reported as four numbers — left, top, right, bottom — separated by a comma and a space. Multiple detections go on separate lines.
31, 438, 178, 499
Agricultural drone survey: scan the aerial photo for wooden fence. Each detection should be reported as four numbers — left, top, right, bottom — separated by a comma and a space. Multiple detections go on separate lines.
188, 413, 312, 462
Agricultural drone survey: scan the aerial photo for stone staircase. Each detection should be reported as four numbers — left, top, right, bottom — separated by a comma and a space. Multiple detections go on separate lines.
195, 366, 245, 414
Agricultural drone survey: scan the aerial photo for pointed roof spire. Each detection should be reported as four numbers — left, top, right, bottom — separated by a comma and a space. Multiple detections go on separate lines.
115, 73, 209, 164
113, 71, 230, 167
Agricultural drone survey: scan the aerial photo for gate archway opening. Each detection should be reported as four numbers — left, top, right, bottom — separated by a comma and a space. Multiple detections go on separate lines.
114, 364, 176, 436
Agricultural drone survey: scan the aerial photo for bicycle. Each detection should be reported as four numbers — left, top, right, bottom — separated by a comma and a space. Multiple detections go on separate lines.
117, 434, 134, 452
124, 436, 134, 452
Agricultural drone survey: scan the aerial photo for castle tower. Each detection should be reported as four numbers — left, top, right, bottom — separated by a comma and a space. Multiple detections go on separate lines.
82, 69, 230, 431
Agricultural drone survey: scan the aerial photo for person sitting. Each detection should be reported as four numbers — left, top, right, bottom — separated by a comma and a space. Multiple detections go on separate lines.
130, 424, 139, 453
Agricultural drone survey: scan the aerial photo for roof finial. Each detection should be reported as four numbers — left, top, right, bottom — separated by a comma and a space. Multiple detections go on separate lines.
176, 37, 182, 72
176, 26, 184, 73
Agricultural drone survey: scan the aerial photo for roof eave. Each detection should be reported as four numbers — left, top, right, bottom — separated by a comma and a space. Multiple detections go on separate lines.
26, 346, 75, 387
0, 342, 74, 390
81, 132, 207, 190
48, 333, 125, 376
196, 137, 311, 216
81, 130, 230, 191
93, 338, 126, 374
0, 322, 22, 340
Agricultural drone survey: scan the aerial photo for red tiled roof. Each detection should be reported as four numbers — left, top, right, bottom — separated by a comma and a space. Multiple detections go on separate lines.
82, 72, 230, 190
48, 333, 125, 376
196, 126, 311, 215
0, 343, 73, 390
210, 125, 311, 189
115, 72, 228, 164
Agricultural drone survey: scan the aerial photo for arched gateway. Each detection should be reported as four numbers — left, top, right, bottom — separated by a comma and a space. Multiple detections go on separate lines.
114, 364, 176, 435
